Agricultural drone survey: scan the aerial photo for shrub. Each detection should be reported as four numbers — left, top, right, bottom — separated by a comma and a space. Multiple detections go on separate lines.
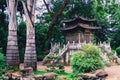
116, 47, 120, 57
0, 52, 5, 79
82, 44, 101, 57
44, 54, 64, 73
71, 44, 104, 74
0, 52, 5, 70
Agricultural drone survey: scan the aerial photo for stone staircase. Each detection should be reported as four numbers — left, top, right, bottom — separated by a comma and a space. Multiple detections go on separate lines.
58, 42, 69, 56
43, 41, 87, 63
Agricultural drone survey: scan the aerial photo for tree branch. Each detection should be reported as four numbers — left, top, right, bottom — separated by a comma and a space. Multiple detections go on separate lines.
46, 0, 69, 40
21, 0, 34, 30
6, 0, 10, 18
43, 0, 51, 14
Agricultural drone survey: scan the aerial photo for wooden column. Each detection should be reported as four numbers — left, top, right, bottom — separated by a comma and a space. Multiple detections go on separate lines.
82, 32, 84, 43
90, 33, 93, 43
78, 32, 81, 43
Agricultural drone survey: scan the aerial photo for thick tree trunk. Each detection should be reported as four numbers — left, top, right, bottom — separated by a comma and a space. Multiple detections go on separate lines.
22, 0, 37, 70
6, 0, 19, 67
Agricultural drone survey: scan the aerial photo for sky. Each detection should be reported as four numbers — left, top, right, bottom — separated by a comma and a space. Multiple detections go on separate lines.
35, 0, 47, 22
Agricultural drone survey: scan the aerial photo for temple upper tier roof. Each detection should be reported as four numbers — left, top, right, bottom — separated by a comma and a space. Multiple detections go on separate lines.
61, 16, 96, 23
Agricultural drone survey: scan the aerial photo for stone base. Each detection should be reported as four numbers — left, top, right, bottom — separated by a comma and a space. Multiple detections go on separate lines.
21, 67, 33, 77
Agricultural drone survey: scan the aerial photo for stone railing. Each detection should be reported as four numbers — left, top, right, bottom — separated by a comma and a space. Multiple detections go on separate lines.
59, 42, 70, 56
43, 43, 60, 62
49, 43, 60, 54
48, 41, 92, 57
43, 41, 117, 64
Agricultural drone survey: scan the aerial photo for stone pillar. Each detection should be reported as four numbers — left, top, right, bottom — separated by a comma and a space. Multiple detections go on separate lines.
66, 52, 69, 65
63, 54, 66, 65
68, 51, 71, 65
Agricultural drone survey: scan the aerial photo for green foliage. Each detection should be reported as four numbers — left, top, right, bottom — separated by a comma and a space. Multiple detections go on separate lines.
18, 21, 26, 63
48, 0, 114, 43
82, 44, 101, 56
0, 52, 5, 71
71, 44, 104, 74
43, 54, 62, 64
116, 47, 120, 57
57, 72, 78, 79
0, 51, 13, 75
109, 2, 120, 49
34, 70, 78, 79
34, 70, 47, 75
0, 0, 8, 54
111, 29, 120, 49
0, 0, 6, 12
80, 0, 98, 18
35, 19, 49, 55
0, 51, 20, 79
94, 0, 111, 43
0, 13, 8, 53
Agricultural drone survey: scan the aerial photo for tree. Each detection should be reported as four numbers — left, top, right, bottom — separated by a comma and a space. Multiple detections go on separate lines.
22, 0, 37, 70
111, 29, 120, 49
43, 0, 69, 41
6, 0, 20, 67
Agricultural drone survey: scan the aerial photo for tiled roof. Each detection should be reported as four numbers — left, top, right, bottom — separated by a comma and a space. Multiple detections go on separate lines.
60, 23, 101, 31
61, 16, 96, 23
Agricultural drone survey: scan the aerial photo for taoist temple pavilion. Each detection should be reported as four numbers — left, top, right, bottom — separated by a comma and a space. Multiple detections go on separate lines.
60, 16, 101, 43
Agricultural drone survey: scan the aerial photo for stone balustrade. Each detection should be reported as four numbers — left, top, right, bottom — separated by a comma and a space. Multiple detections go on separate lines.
43, 41, 118, 65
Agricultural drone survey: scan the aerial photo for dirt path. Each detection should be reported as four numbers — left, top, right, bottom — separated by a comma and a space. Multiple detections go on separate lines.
105, 66, 120, 80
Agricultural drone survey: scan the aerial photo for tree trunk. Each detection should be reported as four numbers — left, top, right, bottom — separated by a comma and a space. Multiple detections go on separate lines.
22, 0, 37, 70
6, 0, 20, 67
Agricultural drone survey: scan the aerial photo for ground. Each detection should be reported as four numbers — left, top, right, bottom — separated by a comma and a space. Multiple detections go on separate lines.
37, 62, 120, 80
20, 62, 120, 80
105, 66, 120, 80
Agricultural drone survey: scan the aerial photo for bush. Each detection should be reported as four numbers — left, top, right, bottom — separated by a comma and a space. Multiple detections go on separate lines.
0, 51, 20, 79
82, 44, 101, 57
71, 44, 104, 74
44, 54, 64, 73
0, 52, 5, 79
116, 47, 120, 57
0, 52, 5, 70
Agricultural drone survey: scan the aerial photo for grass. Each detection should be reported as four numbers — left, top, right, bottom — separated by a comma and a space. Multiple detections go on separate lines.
57, 72, 72, 77
57, 72, 78, 79
34, 70, 78, 79
34, 70, 47, 75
